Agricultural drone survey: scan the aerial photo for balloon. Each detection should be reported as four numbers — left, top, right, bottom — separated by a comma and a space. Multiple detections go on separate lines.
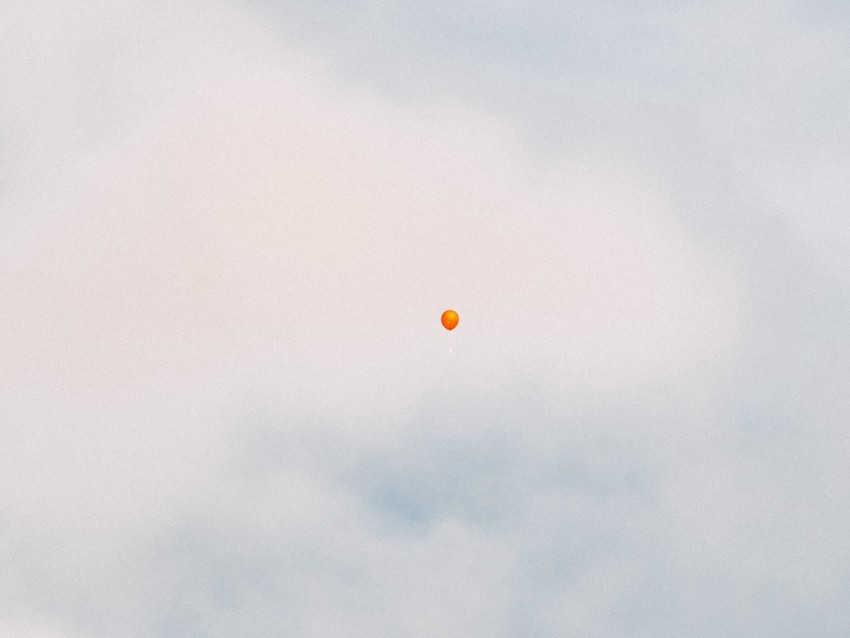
441, 309, 459, 331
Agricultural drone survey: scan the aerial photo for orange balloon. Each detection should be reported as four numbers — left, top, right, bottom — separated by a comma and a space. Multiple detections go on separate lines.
441, 309, 459, 331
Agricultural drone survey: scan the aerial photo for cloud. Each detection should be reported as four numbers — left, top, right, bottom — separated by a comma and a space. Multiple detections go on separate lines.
2, 0, 849, 636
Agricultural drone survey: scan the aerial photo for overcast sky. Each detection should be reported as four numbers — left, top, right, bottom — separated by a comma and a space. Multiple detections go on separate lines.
2, 1, 850, 636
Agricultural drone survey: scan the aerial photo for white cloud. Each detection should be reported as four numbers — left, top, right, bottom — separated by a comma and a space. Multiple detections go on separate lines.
2, 0, 848, 636
0, 623, 79, 638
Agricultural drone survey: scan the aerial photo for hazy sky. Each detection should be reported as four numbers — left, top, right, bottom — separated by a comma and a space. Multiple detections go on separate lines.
2, 1, 849, 636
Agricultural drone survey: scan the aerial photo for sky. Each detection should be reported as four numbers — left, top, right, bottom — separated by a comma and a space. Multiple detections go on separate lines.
1, 0, 849, 636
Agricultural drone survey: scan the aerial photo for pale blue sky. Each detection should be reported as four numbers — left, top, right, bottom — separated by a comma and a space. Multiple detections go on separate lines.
2, 1, 849, 636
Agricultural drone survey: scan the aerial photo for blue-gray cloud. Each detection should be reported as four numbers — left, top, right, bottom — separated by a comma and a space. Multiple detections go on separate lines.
2, 1, 849, 636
